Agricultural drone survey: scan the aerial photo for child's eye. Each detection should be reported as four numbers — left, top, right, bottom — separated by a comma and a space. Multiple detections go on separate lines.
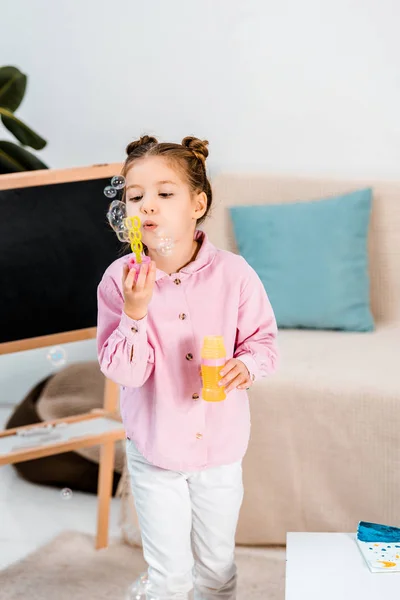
128, 196, 143, 202
159, 193, 173, 198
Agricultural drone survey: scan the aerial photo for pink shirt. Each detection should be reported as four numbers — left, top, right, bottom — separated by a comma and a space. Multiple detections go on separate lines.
97, 231, 278, 471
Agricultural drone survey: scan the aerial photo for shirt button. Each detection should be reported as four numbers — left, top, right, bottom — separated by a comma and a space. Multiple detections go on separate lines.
174, 278, 181, 285
131, 326, 138, 333
186, 353, 193, 361
196, 433, 203, 439
192, 393, 199, 400
179, 313, 187, 320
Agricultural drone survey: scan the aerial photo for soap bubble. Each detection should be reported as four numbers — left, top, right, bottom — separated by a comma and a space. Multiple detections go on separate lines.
126, 572, 159, 600
60, 488, 73, 500
107, 201, 134, 246
155, 229, 174, 257
107, 200, 127, 230
104, 185, 118, 199
157, 239, 174, 256
47, 346, 67, 368
111, 175, 126, 190
116, 228, 130, 243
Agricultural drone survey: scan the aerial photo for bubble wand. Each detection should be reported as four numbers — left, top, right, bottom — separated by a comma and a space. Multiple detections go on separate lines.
125, 216, 143, 264
125, 216, 152, 277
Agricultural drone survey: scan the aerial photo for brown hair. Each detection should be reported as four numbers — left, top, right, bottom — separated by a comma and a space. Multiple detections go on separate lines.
121, 135, 212, 225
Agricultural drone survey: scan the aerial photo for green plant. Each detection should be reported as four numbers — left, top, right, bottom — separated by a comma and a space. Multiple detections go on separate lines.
0, 66, 48, 174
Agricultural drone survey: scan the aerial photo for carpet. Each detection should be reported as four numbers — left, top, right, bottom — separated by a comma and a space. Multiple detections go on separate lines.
0, 531, 285, 599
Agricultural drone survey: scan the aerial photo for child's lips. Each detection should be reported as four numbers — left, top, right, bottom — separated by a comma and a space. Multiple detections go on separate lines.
143, 222, 158, 231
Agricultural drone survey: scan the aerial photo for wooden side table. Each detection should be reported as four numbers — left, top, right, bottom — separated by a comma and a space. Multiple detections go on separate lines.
0, 406, 125, 549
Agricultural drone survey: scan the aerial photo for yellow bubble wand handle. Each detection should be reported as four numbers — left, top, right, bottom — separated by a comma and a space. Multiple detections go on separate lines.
125, 216, 142, 264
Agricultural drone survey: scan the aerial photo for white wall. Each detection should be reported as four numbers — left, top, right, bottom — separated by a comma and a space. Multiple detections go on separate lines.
1, 0, 399, 404
2, 0, 400, 177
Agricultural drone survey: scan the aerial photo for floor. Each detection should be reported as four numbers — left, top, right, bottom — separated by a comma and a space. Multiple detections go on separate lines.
0, 406, 122, 571
0, 404, 285, 582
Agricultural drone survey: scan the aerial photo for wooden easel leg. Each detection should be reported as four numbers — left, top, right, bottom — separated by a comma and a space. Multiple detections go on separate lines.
103, 377, 120, 414
96, 440, 116, 549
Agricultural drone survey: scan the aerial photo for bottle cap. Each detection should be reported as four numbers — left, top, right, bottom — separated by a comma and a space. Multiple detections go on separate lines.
201, 336, 226, 359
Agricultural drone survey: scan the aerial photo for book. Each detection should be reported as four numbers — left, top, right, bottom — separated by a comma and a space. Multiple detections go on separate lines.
356, 521, 400, 572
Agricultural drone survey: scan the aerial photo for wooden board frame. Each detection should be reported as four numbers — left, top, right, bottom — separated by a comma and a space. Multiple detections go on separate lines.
0, 163, 124, 549
0, 162, 122, 356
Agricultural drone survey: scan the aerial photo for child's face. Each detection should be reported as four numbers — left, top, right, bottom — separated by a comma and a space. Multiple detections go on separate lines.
124, 156, 206, 250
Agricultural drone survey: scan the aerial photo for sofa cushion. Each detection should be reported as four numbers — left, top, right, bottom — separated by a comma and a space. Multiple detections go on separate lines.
229, 188, 374, 331
275, 324, 398, 395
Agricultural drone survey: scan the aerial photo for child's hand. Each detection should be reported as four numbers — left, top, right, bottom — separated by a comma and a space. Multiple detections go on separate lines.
122, 261, 156, 321
218, 358, 252, 393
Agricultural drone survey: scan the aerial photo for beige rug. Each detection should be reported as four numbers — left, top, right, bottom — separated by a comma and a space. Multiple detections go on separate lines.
0, 531, 285, 599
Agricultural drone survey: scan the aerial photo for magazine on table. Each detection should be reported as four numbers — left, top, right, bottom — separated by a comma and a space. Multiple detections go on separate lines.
357, 521, 400, 573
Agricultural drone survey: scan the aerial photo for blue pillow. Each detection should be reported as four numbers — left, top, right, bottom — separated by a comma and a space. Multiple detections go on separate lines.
230, 189, 375, 331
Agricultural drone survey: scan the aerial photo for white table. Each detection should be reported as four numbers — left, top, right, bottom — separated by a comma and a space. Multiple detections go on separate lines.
286, 532, 400, 599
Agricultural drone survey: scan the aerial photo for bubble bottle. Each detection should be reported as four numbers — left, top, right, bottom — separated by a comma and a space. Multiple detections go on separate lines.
201, 336, 227, 402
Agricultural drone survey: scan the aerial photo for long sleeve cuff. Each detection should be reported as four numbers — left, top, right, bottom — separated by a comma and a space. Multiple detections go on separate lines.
235, 352, 258, 384
118, 311, 148, 343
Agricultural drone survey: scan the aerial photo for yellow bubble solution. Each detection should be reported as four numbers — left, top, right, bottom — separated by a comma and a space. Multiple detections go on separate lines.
201, 336, 227, 402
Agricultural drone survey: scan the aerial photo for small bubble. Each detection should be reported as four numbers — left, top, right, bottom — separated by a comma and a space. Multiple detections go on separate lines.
111, 175, 126, 190
47, 346, 67, 368
60, 488, 73, 500
104, 185, 118, 199
116, 228, 130, 243
157, 243, 174, 257
155, 230, 174, 257
126, 572, 159, 600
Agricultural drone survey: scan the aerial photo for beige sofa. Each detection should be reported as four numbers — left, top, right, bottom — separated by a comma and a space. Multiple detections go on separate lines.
206, 173, 400, 545
120, 173, 400, 547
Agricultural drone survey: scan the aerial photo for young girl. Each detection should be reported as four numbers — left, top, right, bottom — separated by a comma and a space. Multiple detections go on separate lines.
97, 135, 279, 600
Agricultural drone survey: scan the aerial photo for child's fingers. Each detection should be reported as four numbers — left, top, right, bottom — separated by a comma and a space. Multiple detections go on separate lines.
123, 265, 137, 291
135, 263, 149, 291
219, 363, 240, 387
237, 377, 252, 390
122, 263, 129, 285
225, 373, 246, 394
145, 261, 157, 290
219, 358, 236, 378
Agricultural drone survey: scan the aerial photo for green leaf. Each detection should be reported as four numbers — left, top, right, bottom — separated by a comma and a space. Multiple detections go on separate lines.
0, 66, 27, 111
0, 140, 48, 174
0, 106, 46, 150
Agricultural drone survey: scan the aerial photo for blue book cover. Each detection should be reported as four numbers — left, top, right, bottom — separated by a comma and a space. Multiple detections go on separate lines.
357, 521, 400, 572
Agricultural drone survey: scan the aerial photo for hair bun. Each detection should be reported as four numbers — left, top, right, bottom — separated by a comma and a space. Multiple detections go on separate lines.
126, 135, 158, 156
182, 136, 209, 164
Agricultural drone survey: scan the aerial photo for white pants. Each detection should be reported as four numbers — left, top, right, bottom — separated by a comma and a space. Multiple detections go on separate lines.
125, 439, 244, 600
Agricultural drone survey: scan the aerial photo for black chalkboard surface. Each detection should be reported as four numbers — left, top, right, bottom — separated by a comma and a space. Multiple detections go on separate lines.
0, 165, 125, 346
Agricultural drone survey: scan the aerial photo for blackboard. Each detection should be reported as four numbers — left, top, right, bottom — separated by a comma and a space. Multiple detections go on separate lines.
0, 165, 126, 346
